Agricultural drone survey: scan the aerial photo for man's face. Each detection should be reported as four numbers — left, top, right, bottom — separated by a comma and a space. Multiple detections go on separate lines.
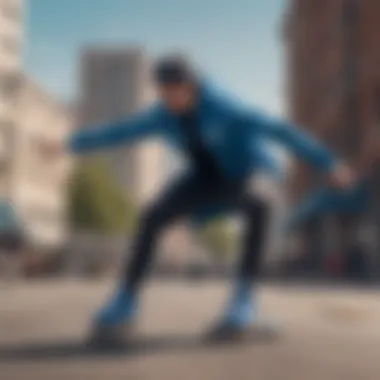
157, 82, 195, 114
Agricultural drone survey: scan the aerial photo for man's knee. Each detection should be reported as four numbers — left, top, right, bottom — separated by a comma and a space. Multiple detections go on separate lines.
139, 204, 169, 234
245, 198, 269, 221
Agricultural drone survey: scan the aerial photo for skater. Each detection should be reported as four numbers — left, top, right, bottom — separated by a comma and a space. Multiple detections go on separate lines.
62, 55, 354, 342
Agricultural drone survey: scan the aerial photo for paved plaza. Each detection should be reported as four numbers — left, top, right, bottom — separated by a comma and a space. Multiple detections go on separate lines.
0, 279, 379, 380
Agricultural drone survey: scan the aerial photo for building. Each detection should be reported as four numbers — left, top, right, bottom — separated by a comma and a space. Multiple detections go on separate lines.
0, 0, 24, 196
284, 0, 380, 273
0, 0, 72, 251
0, 0, 22, 73
0, 0, 23, 118
78, 47, 165, 205
12, 77, 73, 249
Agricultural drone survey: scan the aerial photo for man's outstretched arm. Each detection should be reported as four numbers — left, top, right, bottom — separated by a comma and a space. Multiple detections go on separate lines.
68, 106, 162, 155
247, 110, 355, 189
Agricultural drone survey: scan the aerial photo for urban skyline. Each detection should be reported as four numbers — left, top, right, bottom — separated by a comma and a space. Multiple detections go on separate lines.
25, 0, 286, 116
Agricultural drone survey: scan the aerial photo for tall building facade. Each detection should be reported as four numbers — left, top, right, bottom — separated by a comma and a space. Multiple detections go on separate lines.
13, 77, 73, 249
0, 0, 23, 198
0, 0, 72, 250
285, 0, 380, 271
78, 47, 165, 205
0, 0, 22, 73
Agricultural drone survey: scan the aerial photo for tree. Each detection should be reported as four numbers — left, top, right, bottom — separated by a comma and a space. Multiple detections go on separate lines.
200, 218, 237, 261
69, 159, 137, 234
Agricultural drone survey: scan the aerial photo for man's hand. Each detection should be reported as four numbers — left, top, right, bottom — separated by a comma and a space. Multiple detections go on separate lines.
328, 163, 356, 190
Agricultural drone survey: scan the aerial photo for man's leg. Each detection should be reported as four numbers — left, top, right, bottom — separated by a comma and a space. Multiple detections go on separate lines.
214, 196, 271, 334
93, 173, 215, 329
238, 198, 270, 282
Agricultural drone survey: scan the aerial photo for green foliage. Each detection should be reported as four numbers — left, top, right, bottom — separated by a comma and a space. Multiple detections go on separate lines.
200, 218, 237, 261
69, 159, 137, 234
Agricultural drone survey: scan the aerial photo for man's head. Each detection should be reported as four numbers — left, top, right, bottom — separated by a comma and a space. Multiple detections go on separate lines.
153, 55, 198, 114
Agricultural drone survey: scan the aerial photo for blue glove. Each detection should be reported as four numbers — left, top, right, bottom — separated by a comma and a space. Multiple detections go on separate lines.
286, 180, 370, 231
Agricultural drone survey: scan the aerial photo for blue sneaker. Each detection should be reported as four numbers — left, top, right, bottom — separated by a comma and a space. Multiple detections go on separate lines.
89, 287, 138, 347
222, 280, 256, 328
94, 287, 138, 327
206, 281, 280, 342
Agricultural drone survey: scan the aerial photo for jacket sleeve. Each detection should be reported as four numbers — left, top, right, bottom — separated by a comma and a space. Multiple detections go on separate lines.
246, 111, 337, 172
68, 106, 162, 154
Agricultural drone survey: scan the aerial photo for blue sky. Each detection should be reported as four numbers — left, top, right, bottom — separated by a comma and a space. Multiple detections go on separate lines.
25, 0, 286, 114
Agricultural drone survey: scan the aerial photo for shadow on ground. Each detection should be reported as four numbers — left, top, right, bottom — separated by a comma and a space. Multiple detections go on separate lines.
0, 332, 279, 362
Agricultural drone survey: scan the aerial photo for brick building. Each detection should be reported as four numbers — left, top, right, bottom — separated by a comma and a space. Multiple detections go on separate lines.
284, 0, 380, 275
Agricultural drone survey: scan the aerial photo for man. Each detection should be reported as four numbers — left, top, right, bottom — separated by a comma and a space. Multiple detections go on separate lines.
64, 55, 354, 341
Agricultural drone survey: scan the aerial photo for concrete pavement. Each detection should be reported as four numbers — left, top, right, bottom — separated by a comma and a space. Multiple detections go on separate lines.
0, 279, 379, 380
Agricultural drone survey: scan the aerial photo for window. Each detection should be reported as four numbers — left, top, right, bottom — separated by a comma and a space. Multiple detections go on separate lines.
0, 121, 14, 155
2, 35, 20, 56
28, 135, 65, 188
1, 1, 21, 22
0, 73, 21, 99
104, 60, 129, 118
26, 206, 60, 227
374, 87, 380, 185
375, 86, 380, 122
0, 122, 13, 192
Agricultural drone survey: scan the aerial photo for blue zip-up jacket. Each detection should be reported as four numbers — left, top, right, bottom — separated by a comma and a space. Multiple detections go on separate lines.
69, 81, 336, 182
191, 142, 287, 226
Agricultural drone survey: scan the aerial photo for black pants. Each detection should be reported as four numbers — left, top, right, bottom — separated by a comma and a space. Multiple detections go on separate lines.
123, 172, 270, 292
